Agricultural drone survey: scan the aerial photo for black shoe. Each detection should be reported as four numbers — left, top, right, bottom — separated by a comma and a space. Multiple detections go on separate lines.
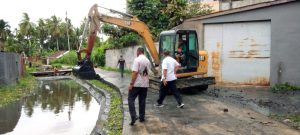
129, 117, 138, 126
139, 118, 145, 122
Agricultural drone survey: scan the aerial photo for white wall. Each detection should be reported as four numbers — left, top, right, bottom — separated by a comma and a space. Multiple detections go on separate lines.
105, 43, 159, 69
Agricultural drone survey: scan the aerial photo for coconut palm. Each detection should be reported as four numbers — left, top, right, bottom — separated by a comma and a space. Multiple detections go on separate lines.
0, 19, 11, 51
19, 13, 38, 56
73, 28, 81, 50
19, 13, 35, 45
36, 18, 48, 50
59, 22, 69, 50
46, 15, 61, 51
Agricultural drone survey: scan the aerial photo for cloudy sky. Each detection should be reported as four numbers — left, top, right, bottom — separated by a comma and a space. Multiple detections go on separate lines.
0, 0, 127, 30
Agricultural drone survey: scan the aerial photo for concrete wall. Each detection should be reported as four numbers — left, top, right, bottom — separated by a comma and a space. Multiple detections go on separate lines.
105, 44, 158, 70
0, 52, 21, 85
179, 1, 300, 86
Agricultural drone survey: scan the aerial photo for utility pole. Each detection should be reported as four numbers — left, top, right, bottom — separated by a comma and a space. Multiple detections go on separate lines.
66, 11, 70, 51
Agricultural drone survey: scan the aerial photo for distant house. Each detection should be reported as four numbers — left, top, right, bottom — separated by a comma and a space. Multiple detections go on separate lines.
178, 0, 300, 86
189, 0, 221, 12
188, 0, 276, 12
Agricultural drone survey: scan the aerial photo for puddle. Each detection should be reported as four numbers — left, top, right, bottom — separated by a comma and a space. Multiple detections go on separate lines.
0, 79, 101, 135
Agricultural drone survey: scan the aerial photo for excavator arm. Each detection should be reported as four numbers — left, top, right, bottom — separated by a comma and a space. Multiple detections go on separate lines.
77, 4, 160, 66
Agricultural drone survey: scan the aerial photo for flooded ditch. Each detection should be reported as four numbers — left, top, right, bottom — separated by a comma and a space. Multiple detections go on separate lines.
0, 79, 101, 135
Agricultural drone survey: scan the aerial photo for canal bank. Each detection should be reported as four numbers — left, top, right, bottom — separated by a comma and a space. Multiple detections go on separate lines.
0, 73, 37, 108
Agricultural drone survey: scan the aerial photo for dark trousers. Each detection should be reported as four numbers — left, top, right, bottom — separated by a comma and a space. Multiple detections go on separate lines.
128, 87, 148, 120
157, 80, 182, 105
120, 67, 124, 77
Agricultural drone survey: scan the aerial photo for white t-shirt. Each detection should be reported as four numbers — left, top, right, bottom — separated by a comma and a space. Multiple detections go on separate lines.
161, 56, 180, 81
131, 54, 151, 87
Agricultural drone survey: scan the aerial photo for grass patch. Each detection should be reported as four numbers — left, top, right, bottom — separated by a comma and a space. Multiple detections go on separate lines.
89, 80, 123, 135
0, 68, 37, 108
270, 114, 300, 128
271, 82, 300, 93
100, 66, 131, 74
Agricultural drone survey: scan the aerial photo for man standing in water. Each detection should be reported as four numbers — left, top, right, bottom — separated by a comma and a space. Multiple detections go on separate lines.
128, 47, 151, 126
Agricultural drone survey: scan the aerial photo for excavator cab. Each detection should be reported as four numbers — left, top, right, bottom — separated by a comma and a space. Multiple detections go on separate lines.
159, 30, 200, 75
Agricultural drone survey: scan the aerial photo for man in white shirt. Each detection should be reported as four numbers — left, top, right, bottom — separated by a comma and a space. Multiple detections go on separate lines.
128, 47, 151, 126
155, 49, 184, 108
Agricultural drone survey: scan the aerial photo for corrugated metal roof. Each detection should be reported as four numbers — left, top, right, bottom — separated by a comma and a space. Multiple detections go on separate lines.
186, 0, 297, 21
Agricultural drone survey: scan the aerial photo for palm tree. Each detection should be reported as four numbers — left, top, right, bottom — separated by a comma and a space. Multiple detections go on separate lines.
19, 13, 36, 55
46, 16, 61, 51
73, 28, 81, 50
0, 19, 11, 51
59, 22, 69, 50
36, 18, 48, 50
19, 13, 35, 44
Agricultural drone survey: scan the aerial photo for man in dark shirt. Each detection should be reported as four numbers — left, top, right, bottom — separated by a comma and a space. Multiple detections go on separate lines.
117, 55, 126, 78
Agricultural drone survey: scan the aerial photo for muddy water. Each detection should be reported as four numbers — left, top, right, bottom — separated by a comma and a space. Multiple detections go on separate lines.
0, 79, 100, 135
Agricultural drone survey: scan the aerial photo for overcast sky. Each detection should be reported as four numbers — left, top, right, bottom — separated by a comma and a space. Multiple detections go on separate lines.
0, 0, 127, 30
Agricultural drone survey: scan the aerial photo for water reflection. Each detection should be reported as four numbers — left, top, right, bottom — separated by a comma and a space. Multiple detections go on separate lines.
23, 80, 92, 117
0, 101, 22, 134
0, 79, 100, 135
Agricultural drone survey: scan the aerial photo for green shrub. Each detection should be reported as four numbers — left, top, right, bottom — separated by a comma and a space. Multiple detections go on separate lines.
40, 49, 54, 57
51, 51, 78, 65
119, 32, 141, 47
91, 43, 109, 67
271, 82, 300, 93
107, 32, 141, 49
32, 61, 43, 67
51, 63, 62, 69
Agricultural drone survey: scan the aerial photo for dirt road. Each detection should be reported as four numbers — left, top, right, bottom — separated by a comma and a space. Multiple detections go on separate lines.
95, 68, 300, 135
122, 91, 300, 135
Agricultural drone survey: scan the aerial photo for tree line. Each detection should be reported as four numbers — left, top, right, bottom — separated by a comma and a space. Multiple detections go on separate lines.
104, 0, 212, 47
0, 0, 212, 57
0, 13, 86, 56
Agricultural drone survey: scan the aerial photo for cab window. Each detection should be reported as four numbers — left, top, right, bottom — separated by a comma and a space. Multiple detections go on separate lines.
160, 35, 175, 59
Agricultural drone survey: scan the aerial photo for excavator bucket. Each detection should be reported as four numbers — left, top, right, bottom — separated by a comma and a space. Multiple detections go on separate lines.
72, 59, 97, 79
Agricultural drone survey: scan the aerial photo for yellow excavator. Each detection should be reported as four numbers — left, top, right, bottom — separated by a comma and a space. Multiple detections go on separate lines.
73, 4, 215, 91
